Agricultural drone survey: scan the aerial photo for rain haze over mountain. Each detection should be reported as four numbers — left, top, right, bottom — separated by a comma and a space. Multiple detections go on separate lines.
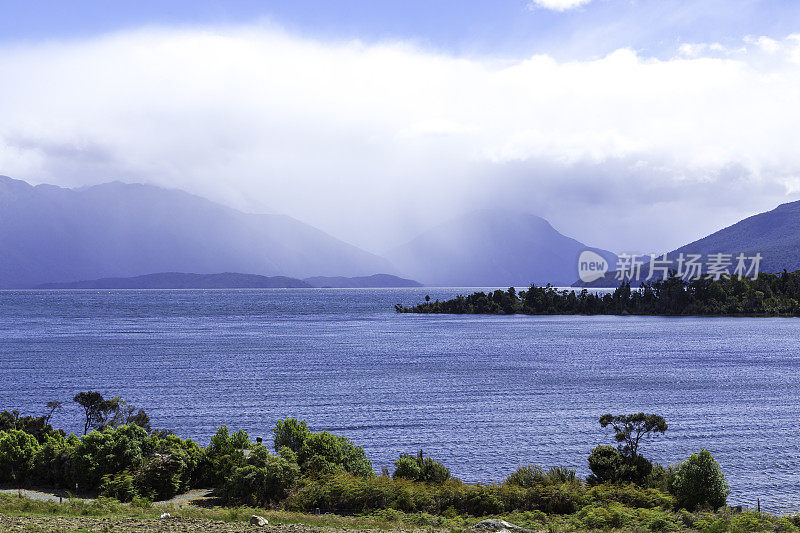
2, 0, 800, 260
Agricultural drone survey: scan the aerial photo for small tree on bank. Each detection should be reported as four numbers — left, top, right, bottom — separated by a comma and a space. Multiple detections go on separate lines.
672, 449, 729, 511
599, 413, 668, 459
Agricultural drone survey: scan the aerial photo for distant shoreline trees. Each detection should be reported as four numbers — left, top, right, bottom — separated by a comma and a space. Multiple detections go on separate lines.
396, 271, 800, 316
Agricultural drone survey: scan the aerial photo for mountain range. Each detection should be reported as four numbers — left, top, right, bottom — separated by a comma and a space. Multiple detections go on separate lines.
671, 200, 800, 273
35, 272, 420, 289
386, 210, 618, 287
575, 200, 800, 287
2, 175, 799, 288
0, 176, 392, 288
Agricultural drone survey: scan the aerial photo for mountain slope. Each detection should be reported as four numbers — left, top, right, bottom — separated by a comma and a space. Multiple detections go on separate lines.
671, 200, 800, 273
36, 272, 311, 289
0, 176, 394, 288
385, 210, 617, 287
303, 274, 422, 288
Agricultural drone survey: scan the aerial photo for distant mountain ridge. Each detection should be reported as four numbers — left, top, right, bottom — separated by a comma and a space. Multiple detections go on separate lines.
36, 272, 311, 289
35, 272, 422, 289
304, 273, 422, 288
574, 200, 800, 287
0, 176, 395, 288
671, 200, 800, 273
386, 210, 618, 287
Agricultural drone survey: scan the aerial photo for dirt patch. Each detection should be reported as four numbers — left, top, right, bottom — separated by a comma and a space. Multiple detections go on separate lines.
0, 514, 419, 533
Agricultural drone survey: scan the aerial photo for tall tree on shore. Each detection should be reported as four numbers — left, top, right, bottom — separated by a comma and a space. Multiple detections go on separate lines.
73, 392, 120, 434
599, 413, 668, 458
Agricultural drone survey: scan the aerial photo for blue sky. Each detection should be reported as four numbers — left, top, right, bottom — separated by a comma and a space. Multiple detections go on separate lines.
0, 1, 799, 253
2, 0, 798, 59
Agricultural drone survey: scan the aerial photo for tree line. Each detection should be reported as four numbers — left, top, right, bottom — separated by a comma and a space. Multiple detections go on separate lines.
0, 396, 730, 521
396, 270, 800, 316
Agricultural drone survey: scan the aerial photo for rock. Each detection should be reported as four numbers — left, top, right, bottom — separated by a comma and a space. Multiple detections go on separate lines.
250, 515, 269, 526
470, 519, 533, 533
159, 513, 171, 519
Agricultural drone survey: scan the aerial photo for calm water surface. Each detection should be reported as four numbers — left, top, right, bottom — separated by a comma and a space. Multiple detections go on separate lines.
1, 288, 799, 511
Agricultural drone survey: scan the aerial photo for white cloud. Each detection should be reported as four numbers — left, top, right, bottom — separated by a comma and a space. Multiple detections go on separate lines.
745, 35, 782, 53
0, 27, 799, 252
528, 0, 593, 11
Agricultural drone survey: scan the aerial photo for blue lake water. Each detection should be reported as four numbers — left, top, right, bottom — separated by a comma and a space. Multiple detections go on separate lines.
1, 288, 799, 512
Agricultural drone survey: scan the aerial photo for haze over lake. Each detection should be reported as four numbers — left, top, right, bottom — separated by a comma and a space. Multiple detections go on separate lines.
1, 288, 798, 512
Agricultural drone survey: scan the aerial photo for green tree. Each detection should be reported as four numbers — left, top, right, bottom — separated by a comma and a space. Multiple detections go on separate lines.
587, 445, 653, 485
72, 424, 149, 490
73, 392, 121, 434
0, 429, 40, 483
205, 426, 250, 486
109, 401, 151, 432
44, 401, 62, 425
599, 413, 667, 459
273, 418, 311, 454
392, 450, 450, 483
672, 449, 729, 511
224, 445, 300, 505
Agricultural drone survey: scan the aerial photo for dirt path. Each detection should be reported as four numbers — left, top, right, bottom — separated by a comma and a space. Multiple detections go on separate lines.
0, 487, 213, 505
0, 489, 89, 503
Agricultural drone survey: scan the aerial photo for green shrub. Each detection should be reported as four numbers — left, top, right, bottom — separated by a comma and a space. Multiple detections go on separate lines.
587, 445, 653, 485
274, 418, 311, 454
223, 444, 300, 506
135, 453, 184, 500
545, 466, 577, 484
393, 451, 450, 484
646, 463, 678, 493
148, 433, 204, 492
99, 472, 137, 501
204, 426, 250, 486
587, 482, 674, 509
299, 431, 373, 477
671, 449, 729, 511
0, 429, 41, 482
32, 433, 76, 488
506, 464, 548, 487
72, 424, 149, 491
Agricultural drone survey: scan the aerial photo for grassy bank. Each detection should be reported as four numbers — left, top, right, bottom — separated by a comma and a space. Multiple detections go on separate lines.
3, 406, 797, 531
1, 492, 799, 532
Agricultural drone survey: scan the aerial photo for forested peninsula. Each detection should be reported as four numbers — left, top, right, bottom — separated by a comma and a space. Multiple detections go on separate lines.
395, 271, 800, 316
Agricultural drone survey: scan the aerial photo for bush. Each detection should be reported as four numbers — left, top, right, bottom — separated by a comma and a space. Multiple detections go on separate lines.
0, 429, 41, 482
33, 433, 77, 488
223, 444, 300, 506
646, 463, 678, 493
671, 449, 729, 511
72, 424, 149, 491
506, 464, 548, 487
299, 431, 373, 477
392, 451, 450, 484
205, 426, 250, 486
587, 445, 652, 485
99, 472, 137, 501
587, 482, 674, 509
135, 453, 184, 500
274, 418, 311, 454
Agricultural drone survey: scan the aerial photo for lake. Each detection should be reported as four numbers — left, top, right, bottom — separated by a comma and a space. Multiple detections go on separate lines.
1, 288, 798, 511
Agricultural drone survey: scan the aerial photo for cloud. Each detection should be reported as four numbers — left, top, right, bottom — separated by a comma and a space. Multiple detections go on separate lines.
0, 27, 800, 253
528, 0, 593, 11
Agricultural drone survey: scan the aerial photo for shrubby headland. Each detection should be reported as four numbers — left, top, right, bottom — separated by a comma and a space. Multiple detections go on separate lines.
396, 271, 800, 316
2, 393, 795, 531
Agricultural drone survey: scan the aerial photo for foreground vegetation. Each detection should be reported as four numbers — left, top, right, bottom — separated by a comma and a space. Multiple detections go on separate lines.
1, 397, 797, 531
2, 492, 799, 532
396, 271, 800, 316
